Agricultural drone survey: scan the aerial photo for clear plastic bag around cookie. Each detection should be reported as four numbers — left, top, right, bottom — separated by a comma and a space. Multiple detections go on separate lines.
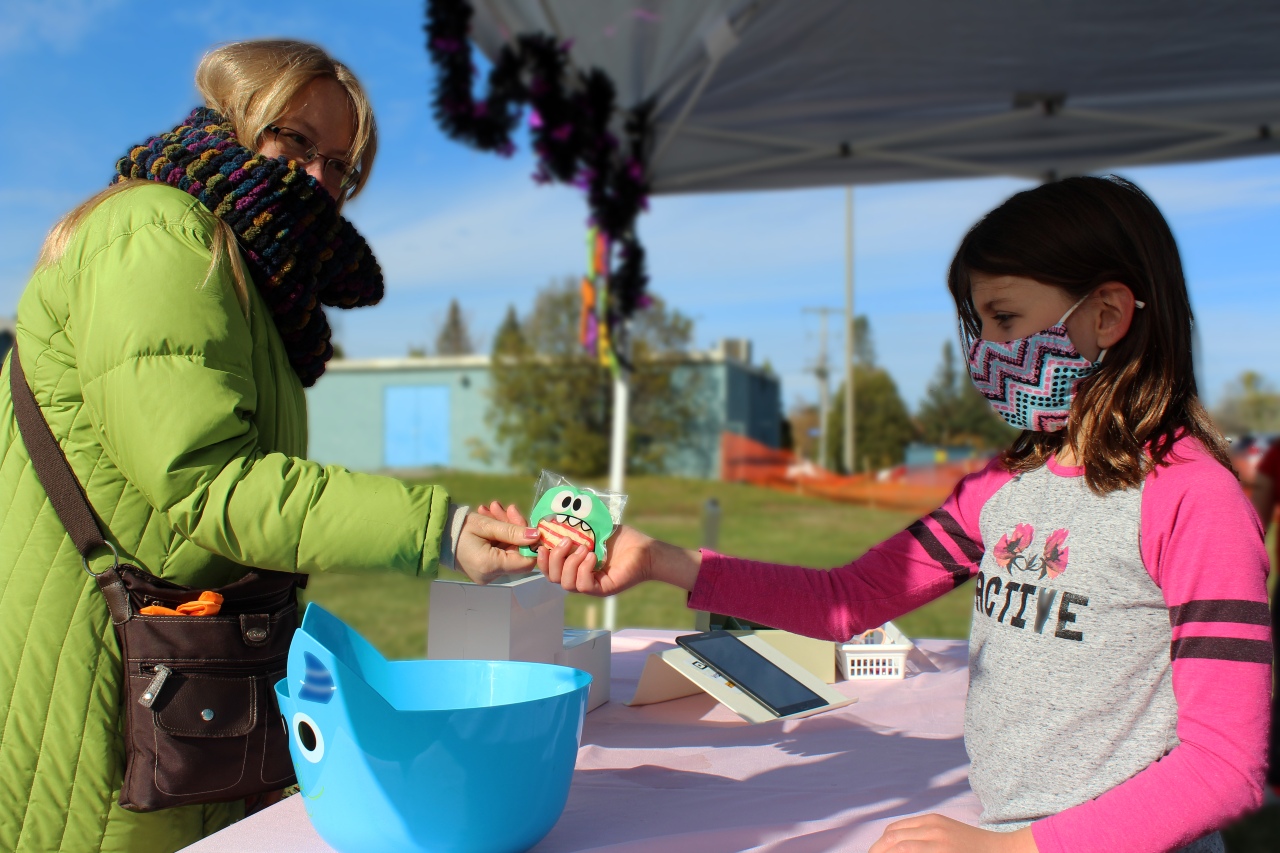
518, 470, 627, 564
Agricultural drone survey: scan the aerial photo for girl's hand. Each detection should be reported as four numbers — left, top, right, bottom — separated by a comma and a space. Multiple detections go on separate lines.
869, 815, 1038, 853
453, 509, 537, 585
538, 525, 704, 596
538, 524, 655, 596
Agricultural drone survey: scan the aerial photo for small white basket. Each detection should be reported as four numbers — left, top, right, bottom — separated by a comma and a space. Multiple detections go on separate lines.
838, 621, 914, 680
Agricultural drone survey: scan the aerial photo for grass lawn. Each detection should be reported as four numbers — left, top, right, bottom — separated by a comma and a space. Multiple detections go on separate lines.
301, 471, 1277, 851
302, 470, 968, 658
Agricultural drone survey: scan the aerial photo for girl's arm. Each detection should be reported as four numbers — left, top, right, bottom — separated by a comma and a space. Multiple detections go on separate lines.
541, 460, 1011, 643
1031, 444, 1271, 853
677, 460, 1011, 641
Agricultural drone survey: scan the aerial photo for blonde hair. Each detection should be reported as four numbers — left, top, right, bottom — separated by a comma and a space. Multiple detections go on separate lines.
36, 38, 376, 306
195, 39, 377, 201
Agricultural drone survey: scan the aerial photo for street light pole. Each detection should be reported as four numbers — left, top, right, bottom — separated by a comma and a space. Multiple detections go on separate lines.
844, 186, 856, 474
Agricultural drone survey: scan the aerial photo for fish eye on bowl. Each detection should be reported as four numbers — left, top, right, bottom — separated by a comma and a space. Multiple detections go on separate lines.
293, 712, 325, 763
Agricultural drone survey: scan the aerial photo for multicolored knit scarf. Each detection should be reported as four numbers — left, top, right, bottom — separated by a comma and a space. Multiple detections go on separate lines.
114, 107, 383, 387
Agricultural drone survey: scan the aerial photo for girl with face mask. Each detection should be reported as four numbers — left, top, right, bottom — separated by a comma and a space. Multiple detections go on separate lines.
521, 176, 1271, 853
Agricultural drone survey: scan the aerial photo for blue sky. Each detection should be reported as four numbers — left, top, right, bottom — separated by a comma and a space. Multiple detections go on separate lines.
4, 0, 1280, 411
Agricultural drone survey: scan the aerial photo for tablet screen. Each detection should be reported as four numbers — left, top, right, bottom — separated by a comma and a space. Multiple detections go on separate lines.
677, 631, 828, 717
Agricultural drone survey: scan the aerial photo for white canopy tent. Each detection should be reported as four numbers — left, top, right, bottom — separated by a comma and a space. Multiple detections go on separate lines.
471, 1, 1280, 192
464, 0, 1280, 627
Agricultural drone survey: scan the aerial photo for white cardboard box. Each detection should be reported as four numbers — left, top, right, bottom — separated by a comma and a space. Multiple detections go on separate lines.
556, 628, 611, 711
427, 574, 565, 664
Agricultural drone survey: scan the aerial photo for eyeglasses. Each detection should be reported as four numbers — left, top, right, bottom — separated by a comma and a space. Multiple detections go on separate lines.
264, 124, 359, 188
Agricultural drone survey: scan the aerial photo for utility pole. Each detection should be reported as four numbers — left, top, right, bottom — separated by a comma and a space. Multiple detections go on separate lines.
804, 307, 839, 471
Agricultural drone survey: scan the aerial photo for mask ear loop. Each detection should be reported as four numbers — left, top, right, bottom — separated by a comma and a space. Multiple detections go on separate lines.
1055, 293, 1093, 327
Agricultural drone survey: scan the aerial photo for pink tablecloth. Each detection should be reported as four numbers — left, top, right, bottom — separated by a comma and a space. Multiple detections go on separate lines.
184, 631, 978, 853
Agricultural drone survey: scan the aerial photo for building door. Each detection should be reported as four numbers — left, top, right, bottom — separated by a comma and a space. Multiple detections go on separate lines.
384, 385, 450, 468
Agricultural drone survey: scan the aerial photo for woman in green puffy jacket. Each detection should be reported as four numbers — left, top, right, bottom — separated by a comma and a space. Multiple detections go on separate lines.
0, 39, 538, 853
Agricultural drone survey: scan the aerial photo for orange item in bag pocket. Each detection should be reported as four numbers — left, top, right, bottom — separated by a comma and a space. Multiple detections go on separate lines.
139, 591, 224, 617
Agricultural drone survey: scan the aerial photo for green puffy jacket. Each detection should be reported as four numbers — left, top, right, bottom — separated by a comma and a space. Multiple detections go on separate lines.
0, 184, 449, 852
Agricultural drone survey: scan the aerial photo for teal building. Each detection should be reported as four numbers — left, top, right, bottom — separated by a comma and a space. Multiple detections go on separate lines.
305, 342, 780, 479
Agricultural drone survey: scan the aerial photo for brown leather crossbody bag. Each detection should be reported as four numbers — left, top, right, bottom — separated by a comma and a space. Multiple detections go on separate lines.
10, 345, 303, 812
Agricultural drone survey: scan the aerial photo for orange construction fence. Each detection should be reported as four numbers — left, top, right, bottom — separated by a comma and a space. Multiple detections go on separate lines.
720, 432, 987, 514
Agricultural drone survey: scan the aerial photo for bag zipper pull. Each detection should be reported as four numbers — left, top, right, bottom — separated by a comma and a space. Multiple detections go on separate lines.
138, 664, 173, 708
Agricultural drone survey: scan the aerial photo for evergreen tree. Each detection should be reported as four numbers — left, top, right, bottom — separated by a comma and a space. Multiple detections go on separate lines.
917, 341, 1017, 449
435, 298, 474, 356
493, 304, 522, 354
825, 366, 916, 472
819, 316, 911, 472
487, 278, 705, 476
851, 314, 875, 368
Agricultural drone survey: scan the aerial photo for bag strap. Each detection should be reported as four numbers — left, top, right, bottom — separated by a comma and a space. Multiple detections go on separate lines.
8, 344, 110, 560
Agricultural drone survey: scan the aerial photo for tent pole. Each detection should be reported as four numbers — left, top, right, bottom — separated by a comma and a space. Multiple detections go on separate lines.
843, 186, 856, 474
603, 365, 629, 633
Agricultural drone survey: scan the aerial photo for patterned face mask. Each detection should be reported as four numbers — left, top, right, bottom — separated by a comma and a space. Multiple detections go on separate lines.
966, 294, 1142, 432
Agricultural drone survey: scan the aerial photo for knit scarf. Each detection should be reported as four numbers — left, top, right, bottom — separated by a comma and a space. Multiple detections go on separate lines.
114, 107, 383, 387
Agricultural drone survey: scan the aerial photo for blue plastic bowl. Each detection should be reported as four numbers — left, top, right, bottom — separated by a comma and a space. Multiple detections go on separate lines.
275, 604, 590, 853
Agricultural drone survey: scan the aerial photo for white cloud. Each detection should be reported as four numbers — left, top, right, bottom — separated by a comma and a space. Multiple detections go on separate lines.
1128, 156, 1280, 218
365, 179, 586, 292
360, 170, 1031, 314
351, 160, 1280, 411
0, 0, 121, 56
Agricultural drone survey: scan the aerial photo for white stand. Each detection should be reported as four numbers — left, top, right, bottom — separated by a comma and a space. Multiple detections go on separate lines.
556, 628, 611, 711
427, 575, 611, 711
627, 634, 854, 724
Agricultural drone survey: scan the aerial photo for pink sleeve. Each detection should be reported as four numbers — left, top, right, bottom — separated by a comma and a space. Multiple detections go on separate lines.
687, 459, 1012, 642
1034, 439, 1272, 853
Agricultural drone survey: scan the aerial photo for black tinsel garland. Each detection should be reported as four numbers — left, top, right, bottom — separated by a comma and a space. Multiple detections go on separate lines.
425, 0, 653, 345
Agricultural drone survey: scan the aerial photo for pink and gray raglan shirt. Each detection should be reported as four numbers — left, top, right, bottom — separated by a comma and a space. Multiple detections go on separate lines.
689, 437, 1271, 853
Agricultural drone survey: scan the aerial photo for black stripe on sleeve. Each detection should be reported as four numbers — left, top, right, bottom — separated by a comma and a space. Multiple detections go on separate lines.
928, 508, 985, 564
907, 520, 971, 589
1169, 600, 1271, 627
1170, 636, 1272, 664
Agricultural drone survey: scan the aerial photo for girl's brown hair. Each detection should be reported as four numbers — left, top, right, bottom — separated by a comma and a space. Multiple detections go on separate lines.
947, 175, 1231, 493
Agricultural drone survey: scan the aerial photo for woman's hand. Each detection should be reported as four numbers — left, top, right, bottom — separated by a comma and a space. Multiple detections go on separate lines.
452, 505, 538, 585
869, 815, 1038, 853
476, 501, 528, 526
538, 525, 702, 596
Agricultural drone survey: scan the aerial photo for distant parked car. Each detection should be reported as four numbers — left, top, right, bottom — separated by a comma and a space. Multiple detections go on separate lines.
1228, 433, 1276, 487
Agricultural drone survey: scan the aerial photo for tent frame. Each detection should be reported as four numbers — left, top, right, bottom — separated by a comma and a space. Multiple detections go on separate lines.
657, 107, 1270, 190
